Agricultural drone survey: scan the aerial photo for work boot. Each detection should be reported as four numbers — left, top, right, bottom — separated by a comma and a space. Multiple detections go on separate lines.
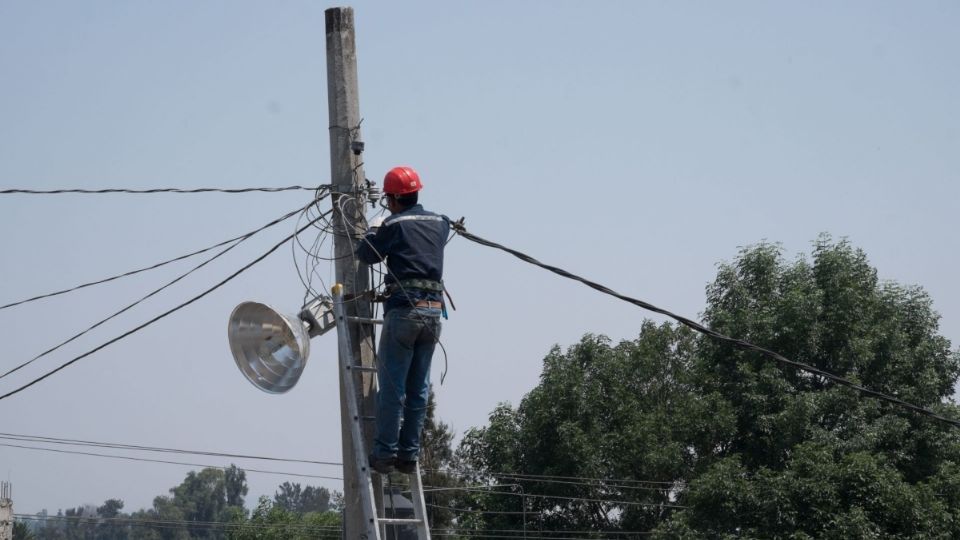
396, 459, 418, 475
369, 454, 395, 475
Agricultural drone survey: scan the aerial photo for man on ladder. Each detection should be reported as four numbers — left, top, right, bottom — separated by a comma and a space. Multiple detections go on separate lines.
357, 165, 449, 476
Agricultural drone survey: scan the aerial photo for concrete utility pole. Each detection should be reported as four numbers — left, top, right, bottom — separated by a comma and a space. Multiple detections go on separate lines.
325, 6, 381, 538
0, 482, 12, 540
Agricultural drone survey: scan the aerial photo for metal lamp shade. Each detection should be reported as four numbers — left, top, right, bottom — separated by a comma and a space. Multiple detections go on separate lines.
227, 302, 310, 394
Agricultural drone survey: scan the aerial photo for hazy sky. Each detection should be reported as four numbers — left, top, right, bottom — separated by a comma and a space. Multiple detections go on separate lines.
1, 0, 958, 516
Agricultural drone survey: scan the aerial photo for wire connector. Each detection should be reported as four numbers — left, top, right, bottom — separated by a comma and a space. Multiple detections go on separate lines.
365, 178, 382, 208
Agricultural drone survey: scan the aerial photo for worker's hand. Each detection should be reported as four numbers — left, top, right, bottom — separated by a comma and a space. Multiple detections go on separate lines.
368, 215, 386, 231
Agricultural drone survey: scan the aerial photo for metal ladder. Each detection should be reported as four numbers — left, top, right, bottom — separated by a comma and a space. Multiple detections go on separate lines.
332, 285, 432, 540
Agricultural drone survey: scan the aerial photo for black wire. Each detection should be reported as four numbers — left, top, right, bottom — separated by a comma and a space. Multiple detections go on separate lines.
14, 515, 342, 534
0, 202, 320, 381
0, 186, 320, 195
0, 442, 343, 481
291, 203, 350, 307
431, 468, 678, 492
433, 527, 653, 537
0, 213, 329, 402
0, 192, 328, 311
425, 503, 526, 516
439, 532, 653, 539
422, 484, 685, 509
450, 221, 960, 430
0, 431, 342, 466
433, 467, 681, 486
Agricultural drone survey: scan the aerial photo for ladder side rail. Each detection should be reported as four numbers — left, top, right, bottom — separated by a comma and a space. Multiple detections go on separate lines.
409, 464, 432, 540
333, 285, 382, 540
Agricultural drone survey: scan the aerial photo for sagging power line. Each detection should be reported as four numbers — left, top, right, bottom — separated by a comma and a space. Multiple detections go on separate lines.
0, 431, 341, 467
0, 432, 686, 492
0, 431, 678, 491
0, 200, 323, 381
0, 442, 342, 482
14, 514, 342, 535
0, 210, 332, 402
0, 186, 319, 195
0, 191, 329, 311
0, 435, 682, 513
450, 220, 960, 430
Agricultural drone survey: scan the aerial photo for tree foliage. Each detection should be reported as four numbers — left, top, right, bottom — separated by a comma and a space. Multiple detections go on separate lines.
225, 496, 341, 540
273, 482, 332, 514
456, 237, 960, 537
13, 521, 36, 540
23, 468, 344, 540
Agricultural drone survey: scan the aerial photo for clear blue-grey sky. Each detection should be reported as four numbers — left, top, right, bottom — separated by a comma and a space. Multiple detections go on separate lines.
1, 0, 957, 516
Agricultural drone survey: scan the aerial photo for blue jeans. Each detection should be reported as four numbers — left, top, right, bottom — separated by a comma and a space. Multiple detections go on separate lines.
372, 307, 442, 461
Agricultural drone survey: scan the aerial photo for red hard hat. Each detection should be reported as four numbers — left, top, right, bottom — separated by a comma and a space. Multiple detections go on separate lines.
383, 166, 423, 195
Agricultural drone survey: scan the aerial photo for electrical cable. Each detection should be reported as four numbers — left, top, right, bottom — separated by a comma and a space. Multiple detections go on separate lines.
432, 528, 654, 538
13, 514, 343, 534
432, 467, 682, 486
429, 535, 647, 540
0, 191, 328, 311
431, 534, 653, 539
0, 431, 342, 466
448, 475, 676, 493
0, 201, 320, 381
426, 503, 526, 516
0, 442, 343, 481
292, 201, 345, 305
450, 220, 960, 430
0, 212, 330, 402
422, 485, 685, 509
0, 186, 319, 195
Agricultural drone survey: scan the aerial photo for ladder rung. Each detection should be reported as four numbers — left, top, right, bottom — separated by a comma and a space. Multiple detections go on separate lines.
348, 316, 384, 325
348, 365, 378, 373
377, 518, 424, 525
361, 416, 376, 421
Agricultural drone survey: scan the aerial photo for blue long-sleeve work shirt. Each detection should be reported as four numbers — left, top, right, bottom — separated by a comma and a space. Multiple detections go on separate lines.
356, 204, 450, 312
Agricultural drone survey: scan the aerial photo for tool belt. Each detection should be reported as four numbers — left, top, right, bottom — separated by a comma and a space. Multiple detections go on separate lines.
382, 279, 451, 319
386, 278, 444, 293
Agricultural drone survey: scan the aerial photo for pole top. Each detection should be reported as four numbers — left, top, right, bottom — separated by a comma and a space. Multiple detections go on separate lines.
325, 7, 354, 34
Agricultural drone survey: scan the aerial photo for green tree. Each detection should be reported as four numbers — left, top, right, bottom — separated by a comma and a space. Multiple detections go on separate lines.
662, 238, 960, 537
138, 495, 189, 540
456, 237, 960, 538
61, 506, 97, 540
457, 325, 718, 534
33, 510, 67, 540
224, 466, 248, 509
273, 483, 332, 514
227, 496, 341, 540
128, 466, 248, 539
30, 468, 249, 539
172, 468, 226, 526
13, 521, 36, 540
95, 499, 126, 540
